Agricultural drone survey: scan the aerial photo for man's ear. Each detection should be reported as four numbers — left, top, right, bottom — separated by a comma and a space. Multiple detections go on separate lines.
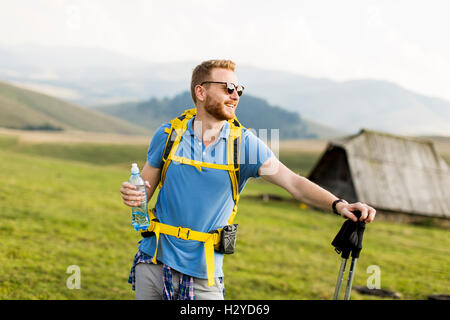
195, 84, 206, 102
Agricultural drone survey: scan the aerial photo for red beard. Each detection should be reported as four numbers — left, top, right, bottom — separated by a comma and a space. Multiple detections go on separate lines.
204, 94, 236, 121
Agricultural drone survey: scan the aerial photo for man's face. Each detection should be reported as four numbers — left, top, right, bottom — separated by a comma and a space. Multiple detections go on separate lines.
201, 68, 240, 121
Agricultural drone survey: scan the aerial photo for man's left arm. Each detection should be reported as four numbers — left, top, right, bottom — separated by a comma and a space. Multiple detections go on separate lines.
258, 157, 376, 223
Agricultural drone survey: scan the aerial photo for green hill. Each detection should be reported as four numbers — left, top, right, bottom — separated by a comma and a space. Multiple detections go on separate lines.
0, 80, 150, 135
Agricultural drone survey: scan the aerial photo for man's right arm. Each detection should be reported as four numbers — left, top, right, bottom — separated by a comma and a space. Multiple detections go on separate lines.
120, 161, 161, 207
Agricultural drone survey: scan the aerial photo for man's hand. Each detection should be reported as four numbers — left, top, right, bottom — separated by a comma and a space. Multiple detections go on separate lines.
120, 161, 161, 208
336, 201, 376, 223
120, 180, 151, 207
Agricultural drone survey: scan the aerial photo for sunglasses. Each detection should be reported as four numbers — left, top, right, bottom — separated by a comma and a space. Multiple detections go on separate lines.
201, 81, 245, 97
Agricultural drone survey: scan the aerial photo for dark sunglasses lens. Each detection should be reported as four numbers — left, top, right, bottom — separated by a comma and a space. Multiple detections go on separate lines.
226, 83, 235, 94
226, 83, 244, 96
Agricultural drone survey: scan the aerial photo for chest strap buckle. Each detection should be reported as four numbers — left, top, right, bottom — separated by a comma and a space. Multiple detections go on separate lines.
177, 227, 191, 240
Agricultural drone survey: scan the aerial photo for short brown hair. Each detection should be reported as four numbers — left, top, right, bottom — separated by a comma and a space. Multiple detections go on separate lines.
190, 59, 236, 104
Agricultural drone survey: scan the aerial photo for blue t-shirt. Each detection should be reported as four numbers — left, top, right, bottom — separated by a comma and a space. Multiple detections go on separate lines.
139, 116, 274, 279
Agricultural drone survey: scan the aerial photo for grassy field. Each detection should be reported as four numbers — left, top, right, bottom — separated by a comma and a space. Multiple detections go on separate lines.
0, 132, 449, 300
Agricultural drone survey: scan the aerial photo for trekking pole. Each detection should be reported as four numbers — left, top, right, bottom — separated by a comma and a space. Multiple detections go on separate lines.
343, 214, 366, 300
333, 248, 350, 300
331, 210, 366, 300
343, 257, 358, 300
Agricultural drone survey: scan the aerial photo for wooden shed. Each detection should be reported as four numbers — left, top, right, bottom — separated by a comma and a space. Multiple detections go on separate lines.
308, 129, 450, 218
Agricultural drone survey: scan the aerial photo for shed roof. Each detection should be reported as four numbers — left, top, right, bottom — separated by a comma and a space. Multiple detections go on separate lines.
311, 129, 450, 218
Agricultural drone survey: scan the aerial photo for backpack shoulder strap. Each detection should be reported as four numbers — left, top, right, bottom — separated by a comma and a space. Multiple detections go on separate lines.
159, 108, 196, 188
158, 107, 244, 210
226, 120, 243, 225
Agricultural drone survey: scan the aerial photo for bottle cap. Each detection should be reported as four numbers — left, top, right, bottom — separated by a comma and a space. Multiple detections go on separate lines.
131, 163, 140, 174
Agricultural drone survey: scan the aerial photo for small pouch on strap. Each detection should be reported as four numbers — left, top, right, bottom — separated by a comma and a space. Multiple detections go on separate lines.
217, 224, 238, 254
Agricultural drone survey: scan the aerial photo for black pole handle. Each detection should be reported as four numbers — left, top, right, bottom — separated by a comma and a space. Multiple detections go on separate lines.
332, 210, 367, 259
350, 210, 366, 258
352, 209, 362, 220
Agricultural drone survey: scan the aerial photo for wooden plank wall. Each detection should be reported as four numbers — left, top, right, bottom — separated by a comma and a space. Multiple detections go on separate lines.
345, 132, 450, 218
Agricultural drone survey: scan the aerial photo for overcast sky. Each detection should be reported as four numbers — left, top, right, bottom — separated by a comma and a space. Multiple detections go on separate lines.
1, 0, 450, 101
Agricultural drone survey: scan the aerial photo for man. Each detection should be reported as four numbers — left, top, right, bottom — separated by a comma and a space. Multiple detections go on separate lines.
120, 59, 376, 300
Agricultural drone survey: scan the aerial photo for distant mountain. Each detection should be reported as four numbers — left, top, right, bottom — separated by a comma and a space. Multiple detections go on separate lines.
0, 44, 188, 105
93, 91, 338, 139
0, 80, 150, 135
271, 79, 450, 136
1, 44, 448, 136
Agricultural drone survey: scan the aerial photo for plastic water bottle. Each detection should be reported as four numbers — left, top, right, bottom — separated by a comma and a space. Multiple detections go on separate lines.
129, 163, 150, 231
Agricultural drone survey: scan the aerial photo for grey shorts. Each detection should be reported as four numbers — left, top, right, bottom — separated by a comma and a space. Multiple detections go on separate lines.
135, 262, 225, 300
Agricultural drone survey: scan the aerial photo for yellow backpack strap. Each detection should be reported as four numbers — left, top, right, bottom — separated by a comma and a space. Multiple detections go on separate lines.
145, 208, 220, 286
146, 110, 245, 286
160, 112, 243, 226
159, 108, 197, 188
226, 119, 243, 225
